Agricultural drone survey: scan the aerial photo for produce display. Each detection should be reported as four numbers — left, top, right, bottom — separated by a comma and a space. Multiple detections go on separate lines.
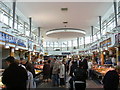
92, 65, 114, 75
35, 69, 42, 74
34, 64, 43, 70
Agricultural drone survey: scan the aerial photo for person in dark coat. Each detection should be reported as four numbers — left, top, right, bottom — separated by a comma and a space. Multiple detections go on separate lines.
73, 66, 87, 90
69, 61, 78, 90
81, 57, 88, 71
102, 69, 119, 90
21, 60, 36, 78
43, 61, 51, 82
2, 56, 28, 89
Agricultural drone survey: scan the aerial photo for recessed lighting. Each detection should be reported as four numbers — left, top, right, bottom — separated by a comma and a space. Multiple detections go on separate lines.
63, 22, 68, 24
61, 8, 68, 11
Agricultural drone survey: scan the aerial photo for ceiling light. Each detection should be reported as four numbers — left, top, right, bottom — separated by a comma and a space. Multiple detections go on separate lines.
63, 22, 68, 24
46, 28, 86, 36
61, 8, 68, 11
5, 44, 10, 49
15, 46, 19, 50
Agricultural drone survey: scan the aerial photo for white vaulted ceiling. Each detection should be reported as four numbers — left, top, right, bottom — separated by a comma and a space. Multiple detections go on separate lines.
16, 2, 112, 41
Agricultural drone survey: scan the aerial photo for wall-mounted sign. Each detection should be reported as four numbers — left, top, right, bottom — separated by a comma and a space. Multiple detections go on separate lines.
100, 38, 111, 48
28, 40, 33, 50
79, 51, 84, 53
91, 44, 97, 50
62, 52, 71, 55
0, 31, 26, 47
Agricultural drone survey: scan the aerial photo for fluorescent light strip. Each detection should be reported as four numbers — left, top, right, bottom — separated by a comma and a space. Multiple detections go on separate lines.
46, 29, 86, 35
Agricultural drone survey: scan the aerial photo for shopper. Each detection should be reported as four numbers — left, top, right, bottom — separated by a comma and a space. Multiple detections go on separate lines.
111, 56, 116, 66
21, 59, 36, 78
69, 61, 78, 90
50, 58, 56, 79
26, 65, 36, 89
59, 60, 65, 87
52, 59, 60, 86
2, 56, 28, 89
67, 58, 71, 73
73, 66, 87, 90
102, 68, 119, 90
81, 57, 88, 71
43, 61, 51, 82
88, 60, 93, 79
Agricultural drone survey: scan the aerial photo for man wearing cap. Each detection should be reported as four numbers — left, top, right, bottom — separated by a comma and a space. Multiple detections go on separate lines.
2, 56, 28, 89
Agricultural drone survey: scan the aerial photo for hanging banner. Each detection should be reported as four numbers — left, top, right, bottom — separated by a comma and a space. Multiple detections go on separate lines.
0, 31, 26, 47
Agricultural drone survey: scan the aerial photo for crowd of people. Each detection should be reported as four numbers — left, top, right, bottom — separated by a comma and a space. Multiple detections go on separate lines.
1, 56, 120, 90
42, 57, 90, 90
42, 56, 120, 90
2, 56, 36, 90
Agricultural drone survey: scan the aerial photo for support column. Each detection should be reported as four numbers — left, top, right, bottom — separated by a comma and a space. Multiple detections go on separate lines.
99, 16, 102, 36
46, 42, 47, 51
91, 26, 94, 42
114, 0, 118, 27
12, 1, 16, 29
71, 40, 73, 50
53, 42, 54, 50
77, 37, 79, 49
67, 41, 69, 51
29, 17, 32, 37
101, 52, 104, 65
116, 47, 120, 65
83, 37, 85, 48
28, 17, 32, 61
38, 27, 40, 44
24, 22, 26, 35
10, 47, 14, 57
28, 52, 31, 62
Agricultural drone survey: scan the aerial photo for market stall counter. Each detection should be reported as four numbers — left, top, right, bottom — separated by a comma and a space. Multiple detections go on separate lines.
34, 64, 44, 86
91, 65, 114, 84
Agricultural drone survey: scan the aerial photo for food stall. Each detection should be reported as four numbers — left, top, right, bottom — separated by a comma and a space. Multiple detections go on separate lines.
91, 64, 114, 83
34, 64, 43, 75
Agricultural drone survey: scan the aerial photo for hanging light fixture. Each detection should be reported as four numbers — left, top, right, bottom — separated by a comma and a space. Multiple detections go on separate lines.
4, 43, 10, 49
15, 45, 19, 50
46, 20, 86, 38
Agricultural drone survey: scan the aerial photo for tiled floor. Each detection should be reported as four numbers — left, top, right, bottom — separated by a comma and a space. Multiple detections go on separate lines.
37, 79, 103, 88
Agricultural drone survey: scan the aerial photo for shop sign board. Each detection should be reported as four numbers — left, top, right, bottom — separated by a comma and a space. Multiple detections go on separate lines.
79, 51, 84, 53
115, 33, 120, 45
28, 40, 33, 50
36, 46, 40, 51
0, 31, 26, 47
91, 44, 97, 50
100, 38, 111, 48
62, 52, 71, 55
